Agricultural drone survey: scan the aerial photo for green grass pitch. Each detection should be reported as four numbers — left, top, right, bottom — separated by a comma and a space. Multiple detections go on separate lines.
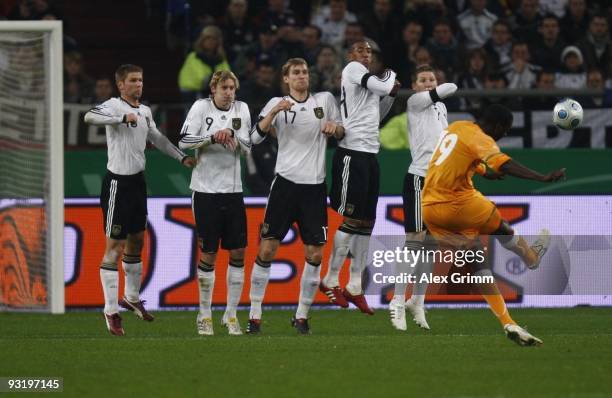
1, 307, 611, 398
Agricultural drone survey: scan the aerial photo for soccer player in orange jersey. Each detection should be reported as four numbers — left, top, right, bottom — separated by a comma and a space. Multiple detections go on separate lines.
423, 104, 566, 346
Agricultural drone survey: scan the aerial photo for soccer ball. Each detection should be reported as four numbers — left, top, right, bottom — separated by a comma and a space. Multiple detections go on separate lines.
552, 98, 583, 130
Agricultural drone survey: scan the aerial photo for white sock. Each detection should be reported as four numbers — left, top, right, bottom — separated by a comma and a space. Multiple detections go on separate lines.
322, 230, 351, 287
409, 259, 433, 306
249, 263, 271, 320
345, 234, 370, 295
122, 260, 142, 302
392, 259, 409, 303
100, 267, 119, 315
225, 264, 245, 319
197, 267, 215, 319
296, 262, 321, 319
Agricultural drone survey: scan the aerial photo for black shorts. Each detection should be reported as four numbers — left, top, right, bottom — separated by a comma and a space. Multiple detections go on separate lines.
193, 191, 247, 253
262, 174, 328, 246
330, 147, 380, 220
402, 172, 425, 233
100, 170, 147, 240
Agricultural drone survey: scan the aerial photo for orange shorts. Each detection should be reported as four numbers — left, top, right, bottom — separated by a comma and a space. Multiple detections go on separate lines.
423, 194, 502, 246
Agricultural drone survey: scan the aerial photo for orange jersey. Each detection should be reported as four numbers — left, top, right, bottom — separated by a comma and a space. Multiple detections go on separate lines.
422, 121, 511, 206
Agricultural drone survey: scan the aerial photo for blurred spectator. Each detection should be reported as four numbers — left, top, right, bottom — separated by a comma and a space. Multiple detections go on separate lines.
8, 0, 34, 20
414, 46, 434, 66
457, 0, 498, 50
532, 14, 566, 71
404, 0, 449, 40
63, 52, 94, 104
540, 0, 568, 18
480, 72, 523, 110
39, 11, 78, 52
309, 45, 342, 95
578, 68, 607, 107
92, 77, 114, 104
301, 25, 323, 65
30, 0, 59, 20
260, 0, 299, 29
555, 45, 587, 88
500, 41, 541, 88
395, 21, 424, 83
560, 0, 590, 43
426, 18, 460, 77
311, 0, 357, 49
178, 25, 230, 103
577, 14, 612, 79
240, 58, 281, 119
380, 112, 409, 150
484, 20, 513, 67
457, 48, 489, 109
238, 23, 299, 74
219, 0, 257, 72
523, 70, 559, 109
360, 0, 404, 66
509, 0, 543, 42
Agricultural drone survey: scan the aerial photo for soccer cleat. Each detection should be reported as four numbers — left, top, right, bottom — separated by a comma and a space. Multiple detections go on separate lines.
291, 316, 310, 335
342, 289, 374, 315
197, 317, 214, 336
504, 324, 543, 346
528, 229, 551, 270
405, 299, 430, 330
389, 300, 407, 331
246, 319, 261, 335
119, 297, 154, 321
222, 316, 243, 336
103, 313, 125, 336
319, 282, 349, 308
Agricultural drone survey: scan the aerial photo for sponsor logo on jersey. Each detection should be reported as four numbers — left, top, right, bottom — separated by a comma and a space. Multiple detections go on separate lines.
314, 107, 324, 119
232, 118, 241, 130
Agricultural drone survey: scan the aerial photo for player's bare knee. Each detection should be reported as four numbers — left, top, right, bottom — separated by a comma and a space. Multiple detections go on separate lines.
258, 239, 279, 262
229, 248, 245, 267
305, 245, 323, 265
200, 252, 217, 266
125, 232, 145, 254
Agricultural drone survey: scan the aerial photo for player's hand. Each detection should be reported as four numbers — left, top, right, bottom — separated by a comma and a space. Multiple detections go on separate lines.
125, 113, 138, 127
181, 156, 197, 168
390, 79, 401, 96
541, 168, 566, 182
321, 121, 338, 137
212, 129, 233, 146
224, 138, 238, 152
273, 99, 294, 114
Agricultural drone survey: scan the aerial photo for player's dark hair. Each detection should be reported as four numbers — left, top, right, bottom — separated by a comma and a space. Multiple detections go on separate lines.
281, 58, 308, 76
480, 104, 513, 127
115, 64, 143, 83
411, 64, 435, 82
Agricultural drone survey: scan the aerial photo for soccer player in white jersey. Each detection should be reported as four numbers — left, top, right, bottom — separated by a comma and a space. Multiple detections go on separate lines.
321, 41, 400, 314
245, 58, 344, 334
389, 64, 457, 331
84, 64, 196, 336
178, 70, 252, 336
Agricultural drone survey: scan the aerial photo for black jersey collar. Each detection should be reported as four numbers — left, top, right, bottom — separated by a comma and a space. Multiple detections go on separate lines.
288, 92, 310, 103
212, 98, 232, 111
120, 96, 140, 109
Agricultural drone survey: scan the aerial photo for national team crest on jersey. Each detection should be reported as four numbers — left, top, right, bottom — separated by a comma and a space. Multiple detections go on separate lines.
232, 118, 241, 130
314, 107, 324, 119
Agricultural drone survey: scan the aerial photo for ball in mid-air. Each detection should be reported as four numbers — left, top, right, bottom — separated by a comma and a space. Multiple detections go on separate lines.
552, 98, 583, 130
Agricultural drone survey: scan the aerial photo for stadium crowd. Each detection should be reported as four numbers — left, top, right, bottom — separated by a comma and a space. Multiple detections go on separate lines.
3, 0, 612, 113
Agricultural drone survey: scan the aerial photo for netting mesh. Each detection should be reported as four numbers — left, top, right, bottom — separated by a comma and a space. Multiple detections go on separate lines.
0, 31, 50, 310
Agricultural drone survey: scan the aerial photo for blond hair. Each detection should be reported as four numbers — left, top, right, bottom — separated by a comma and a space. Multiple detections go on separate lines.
209, 70, 240, 90
194, 25, 226, 60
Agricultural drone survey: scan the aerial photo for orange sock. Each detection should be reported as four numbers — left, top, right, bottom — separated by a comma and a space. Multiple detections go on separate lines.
482, 294, 516, 326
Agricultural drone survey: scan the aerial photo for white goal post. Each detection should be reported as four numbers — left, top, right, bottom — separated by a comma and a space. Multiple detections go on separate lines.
0, 21, 64, 313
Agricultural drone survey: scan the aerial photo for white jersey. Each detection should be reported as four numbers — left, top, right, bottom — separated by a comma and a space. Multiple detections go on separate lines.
407, 83, 457, 177
258, 92, 341, 184
339, 61, 396, 154
178, 99, 252, 193
84, 97, 185, 175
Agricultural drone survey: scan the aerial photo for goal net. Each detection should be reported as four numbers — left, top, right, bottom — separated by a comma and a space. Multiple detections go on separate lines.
0, 21, 63, 313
